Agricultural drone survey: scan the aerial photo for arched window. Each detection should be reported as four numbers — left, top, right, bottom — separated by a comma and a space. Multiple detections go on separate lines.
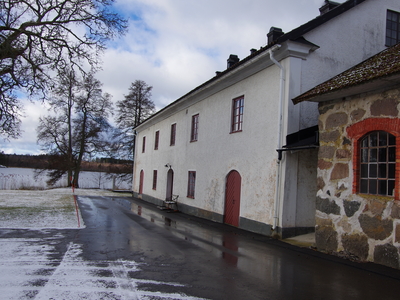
359, 131, 396, 196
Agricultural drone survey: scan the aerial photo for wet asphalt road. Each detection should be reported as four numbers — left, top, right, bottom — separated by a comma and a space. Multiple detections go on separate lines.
2, 195, 400, 299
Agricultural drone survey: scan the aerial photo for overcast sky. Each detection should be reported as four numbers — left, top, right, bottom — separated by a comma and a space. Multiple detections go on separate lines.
1, 0, 344, 155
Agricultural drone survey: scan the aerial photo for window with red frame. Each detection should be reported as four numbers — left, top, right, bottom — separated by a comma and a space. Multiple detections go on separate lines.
191, 114, 199, 142
142, 136, 146, 153
231, 96, 244, 133
170, 123, 176, 146
187, 171, 196, 198
154, 131, 159, 150
359, 131, 396, 196
152, 170, 157, 190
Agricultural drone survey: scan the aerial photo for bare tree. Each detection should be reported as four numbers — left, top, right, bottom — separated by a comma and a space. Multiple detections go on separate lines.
113, 80, 155, 159
0, 0, 126, 138
116, 80, 155, 129
37, 71, 112, 188
72, 73, 112, 187
105, 80, 155, 183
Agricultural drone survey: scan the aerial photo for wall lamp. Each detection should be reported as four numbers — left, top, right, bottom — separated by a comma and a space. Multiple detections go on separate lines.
165, 163, 172, 169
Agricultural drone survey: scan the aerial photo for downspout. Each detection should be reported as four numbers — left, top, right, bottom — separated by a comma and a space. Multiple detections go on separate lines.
132, 130, 138, 193
268, 44, 285, 231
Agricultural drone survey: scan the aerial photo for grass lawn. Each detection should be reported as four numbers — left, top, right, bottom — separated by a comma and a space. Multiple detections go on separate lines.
0, 188, 131, 229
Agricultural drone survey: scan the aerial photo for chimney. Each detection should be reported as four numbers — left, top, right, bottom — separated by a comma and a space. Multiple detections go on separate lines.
319, 0, 340, 15
267, 27, 284, 44
227, 54, 239, 69
250, 48, 257, 55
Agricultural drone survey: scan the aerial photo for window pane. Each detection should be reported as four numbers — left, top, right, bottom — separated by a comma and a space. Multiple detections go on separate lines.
388, 180, 395, 196
369, 180, 377, 194
389, 147, 396, 162
378, 148, 387, 162
370, 149, 377, 162
389, 163, 396, 179
361, 164, 368, 177
369, 132, 377, 147
361, 148, 368, 162
360, 179, 368, 193
361, 137, 368, 148
379, 132, 388, 146
378, 164, 387, 178
378, 180, 387, 195
369, 164, 377, 178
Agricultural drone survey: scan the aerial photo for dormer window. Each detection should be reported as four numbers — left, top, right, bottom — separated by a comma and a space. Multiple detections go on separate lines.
386, 10, 400, 47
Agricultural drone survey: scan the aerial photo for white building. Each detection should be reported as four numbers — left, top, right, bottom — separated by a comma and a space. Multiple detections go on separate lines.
133, 0, 400, 238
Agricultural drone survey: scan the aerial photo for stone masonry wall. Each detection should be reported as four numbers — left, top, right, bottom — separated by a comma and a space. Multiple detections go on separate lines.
316, 86, 400, 269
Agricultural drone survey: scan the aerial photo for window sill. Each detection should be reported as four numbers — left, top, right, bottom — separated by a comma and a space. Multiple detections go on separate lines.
230, 130, 242, 134
357, 193, 395, 202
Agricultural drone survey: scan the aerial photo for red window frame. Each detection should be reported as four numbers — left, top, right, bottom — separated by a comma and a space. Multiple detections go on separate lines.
231, 96, 244, 133
187, 171, 196, 198
154, 130, 159, 150
347, 118, 400, 200
142, 136, 146, 153
170, 123, 176, 146
191, 114, 199, 142
152, 170, 157, 190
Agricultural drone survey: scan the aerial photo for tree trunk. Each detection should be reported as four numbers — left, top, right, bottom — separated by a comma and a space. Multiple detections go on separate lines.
73, 108, 88, 188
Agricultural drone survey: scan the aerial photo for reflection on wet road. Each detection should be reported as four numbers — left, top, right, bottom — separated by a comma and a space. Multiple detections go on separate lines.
76, 196, 400, 300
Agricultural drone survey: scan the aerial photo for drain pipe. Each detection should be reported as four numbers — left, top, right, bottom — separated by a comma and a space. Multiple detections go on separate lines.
268, 45, 285, 231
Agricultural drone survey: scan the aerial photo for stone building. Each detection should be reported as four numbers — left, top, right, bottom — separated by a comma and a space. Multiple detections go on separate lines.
133, 0, 400, 239
293, 43, 400, 268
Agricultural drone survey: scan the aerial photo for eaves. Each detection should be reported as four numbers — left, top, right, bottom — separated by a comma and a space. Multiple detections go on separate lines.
134, 39, 317, 132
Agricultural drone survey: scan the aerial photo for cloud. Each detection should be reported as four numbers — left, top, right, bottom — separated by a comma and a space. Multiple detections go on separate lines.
4, 0, 343, 154
1, 99, 47, 155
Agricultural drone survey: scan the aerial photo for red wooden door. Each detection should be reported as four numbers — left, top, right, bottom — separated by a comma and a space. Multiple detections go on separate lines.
139, 170, 144, 194
224, 170, 241, 227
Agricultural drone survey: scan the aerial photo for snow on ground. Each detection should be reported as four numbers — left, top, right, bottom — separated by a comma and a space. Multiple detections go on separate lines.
0, 188, 131, 229
0, 238, 205, 300
0, 189, 206, 299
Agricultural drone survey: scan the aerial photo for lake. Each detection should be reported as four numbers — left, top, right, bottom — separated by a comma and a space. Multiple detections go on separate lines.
0, 167, 132, 190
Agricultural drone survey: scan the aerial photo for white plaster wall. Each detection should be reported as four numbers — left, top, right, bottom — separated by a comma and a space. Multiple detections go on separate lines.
134, 65, 282, 225
301, 0, 400, 95
278, 57, 319, 229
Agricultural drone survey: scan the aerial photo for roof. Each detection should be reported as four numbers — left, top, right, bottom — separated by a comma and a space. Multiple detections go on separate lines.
293, 43, 400, 104
135, 0, 367, 130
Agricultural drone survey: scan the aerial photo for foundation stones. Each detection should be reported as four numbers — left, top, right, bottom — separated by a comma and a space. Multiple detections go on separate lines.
316, 226, 338, 252
373, 244, 400, 269
342, 234, 369, 261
